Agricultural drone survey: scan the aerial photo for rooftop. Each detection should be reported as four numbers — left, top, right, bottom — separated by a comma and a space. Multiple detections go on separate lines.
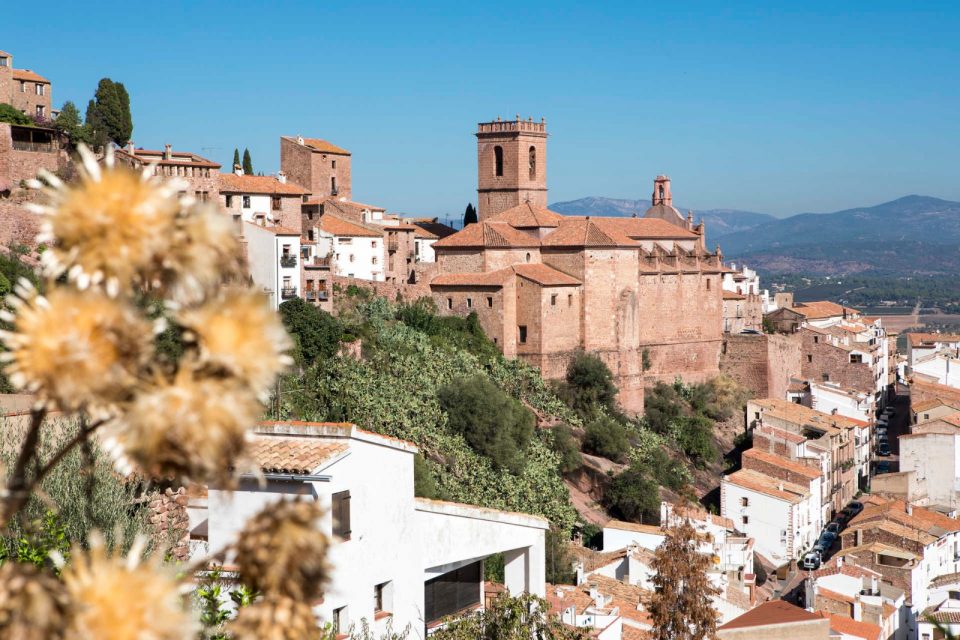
317, 214, 383, 238
814, 612, 881, 640
724, 469, 809, 503
792, 300, 861, 320
218, 173, 307, 196
742, 448, 822, 481
909, 332, 960, 348
12, 69, 50, 83
718, 599, 823, 630
751, 397, 862, 433
285, 136, 351, 155
432, 220, 540, 249
431, 263, 581, 288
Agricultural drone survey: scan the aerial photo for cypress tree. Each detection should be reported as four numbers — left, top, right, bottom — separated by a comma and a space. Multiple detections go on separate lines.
463, 203, 478, 226
232, 148, 241, 171
113, 81, 133, 147
242, 148, 253, 175
87, 78, 133, 147
84, 97, 108, 150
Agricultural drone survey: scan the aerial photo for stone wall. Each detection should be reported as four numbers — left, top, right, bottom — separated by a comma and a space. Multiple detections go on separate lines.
147, 486, 190, 561
800, 328, 875, 394
332, 262, 437, 305
742, 449, 818, 486
720, 333, 803, 400
279, 136, 351, 199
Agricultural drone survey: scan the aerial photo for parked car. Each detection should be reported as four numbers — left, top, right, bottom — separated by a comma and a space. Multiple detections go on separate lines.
847, 501, 864, 516
818, 531, 837, 549
825, 522, 841, 535
740, 329, 761, 335
876, 461, 891, 473
878, 442, 891, 456
802, 551, 822, 570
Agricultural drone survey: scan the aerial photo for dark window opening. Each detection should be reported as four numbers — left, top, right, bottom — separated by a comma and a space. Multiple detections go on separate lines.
242, 195, 251, 208
486, 296, 493, 308
332, 491, 351, 540
519, 325, 528, 344
424, 561, 481, 623
494, 146, 503, 177
528, 146, 536, 180
272, 195, 281, 211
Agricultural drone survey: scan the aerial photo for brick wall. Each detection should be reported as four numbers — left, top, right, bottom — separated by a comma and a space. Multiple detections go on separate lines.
813, 592, 853, 618
720, 333, 802, 399
742, 450, 818, 486
832, 548, 915, 600
800, 328, 875, 394
384, 228, 416, 284
753, 431, 793, 458
279, 136, 351, 200
146, 486, 190, 561
476, 126, 547, 221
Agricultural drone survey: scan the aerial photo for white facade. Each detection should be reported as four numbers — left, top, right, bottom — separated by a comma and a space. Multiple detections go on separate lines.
204, 422, 546, 638
899, 430, 960, 509
723, 262, 773, 313
806, 382, 874, 486
912, 351, 960, 388
311, 219, 385, 282
415, 237, 437, 263
244, 223, 301, 310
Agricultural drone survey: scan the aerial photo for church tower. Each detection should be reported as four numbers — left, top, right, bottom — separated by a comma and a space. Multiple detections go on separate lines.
476, 116, 548, 221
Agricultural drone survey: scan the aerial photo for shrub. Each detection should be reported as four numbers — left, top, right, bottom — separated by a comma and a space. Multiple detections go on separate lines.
606, 465, 661, 524
437, 375, 534, 474
279, 297, 343, 367
649, 447, 690, 491
674, 415, 717, 466
548, 425, 582, 473
0, 103, 32, 126
564, 352, 618, 417
583, 415, 630, 462
644, 382, 683, 434
413, 454, 439, 499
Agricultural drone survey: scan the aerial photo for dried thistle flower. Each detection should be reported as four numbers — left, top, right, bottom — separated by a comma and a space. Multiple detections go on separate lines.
154, 204, 246, 305
0, 562, 71, 640
179, 288, 293, 396
0, 285, 151, 411
30, 146, 183, 296
59, 534, 196, 640
118, 368, 261, 484
234, 499, 329, 600
229, 594, 320, 640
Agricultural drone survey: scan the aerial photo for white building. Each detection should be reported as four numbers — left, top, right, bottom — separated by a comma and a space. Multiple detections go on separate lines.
309, 215, 385, 281
898, 422, 960, 510
911, 351, 960, 388
907, 333, 960, 370
202, 422, 547, 638
721, 459, 822, 564
804, 559, 906, 640
243, 222, 301, 310
722, 262, 774, 313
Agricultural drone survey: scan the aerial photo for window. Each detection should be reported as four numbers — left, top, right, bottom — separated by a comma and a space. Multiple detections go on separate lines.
741, 497, 749, 507
529, 146, 536, 180
242, 195, 251, 208
568, 294, 573, 307
332, 491, 351, 540
19, 81, 25, 93
339, 237, 352, 245
525, 252, 531, 263
332, 159, 337, 169
36, 83, 44, 96
447, 298, 453, 310
814, 336, 819, 344
519, 325, 528, 344
807, 354, 813, 363
225, 194, 234, 207
35, 105, 44, 118
349, 254, 355, 263
706, 278, 711, 290
372, 256, 378, 265
424, 562, 481, 624
331, 176, 337, 194
272, 195, 281, 211
282, 244, 291, 256
494, 146, 504, 177
742, 516, 749, 525
822, 373, 830, 382
0, 57, 7, 67
374, 581, 393, 615
371, 240, 377, 248
850, 354, 863, 364
466, 298, 472, 308
333, 606, 349, 635
551, 294, 557, 306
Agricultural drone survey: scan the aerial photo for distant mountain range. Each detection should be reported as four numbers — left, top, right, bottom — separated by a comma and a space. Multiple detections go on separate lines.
548, 195, 960, 276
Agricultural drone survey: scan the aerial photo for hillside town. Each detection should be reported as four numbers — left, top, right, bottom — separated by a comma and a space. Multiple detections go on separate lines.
3, 39, 960, 640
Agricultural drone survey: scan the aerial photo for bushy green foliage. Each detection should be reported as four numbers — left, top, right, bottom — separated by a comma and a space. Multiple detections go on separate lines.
87, 78, 133, 147
606, 465, 661, 524
548, 425, 582, 474
413, 453, 440, 499
0, 418, 152, 557
648, 447, 692, 491
432, 592, 587, 639
242, 148, 253, 175
397, 299, 499, 361
463, 203, 478, 226
54, 101, 88, 143
438, 375, 534, 474
0, 103, 32, 126
195, 568, 257, 640
562, 352, 618, 418
279, 297, 343, 367
283, 309, 577, 531
582, 415, 630, 462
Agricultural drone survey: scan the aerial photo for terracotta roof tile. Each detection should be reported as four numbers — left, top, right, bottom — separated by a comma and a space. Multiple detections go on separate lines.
604, 520, 664, 536
513, 263, 581, 286
724, 469, 809, 503
487, 202, 565, 228
540, 218, 635, 248
12, 69, 49, 83
814, 612, 881, 640
247, 436, 347, 474
792, 301, 861, 320
589, 217, 699, 240
723, 290, 747, 300
742, 448, 821, 480
243, 221, 301, 236
432, 221, 539, 249
718, 600, 823, 630
318, 215, 383, 238
430, 269, 513, 288
756, 424, 808, 445
300, 138, 350, 155
219, 173, 307, 195
909, 332, 960, 347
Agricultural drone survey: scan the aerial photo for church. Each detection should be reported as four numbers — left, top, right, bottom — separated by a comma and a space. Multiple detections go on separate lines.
428, 117, 725, 412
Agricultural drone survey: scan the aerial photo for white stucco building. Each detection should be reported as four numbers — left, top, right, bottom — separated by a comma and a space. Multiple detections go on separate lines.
243, 222, 301, 310
201, 422, 546, 638
907, 333, 960, 370
311, 215, 385, 281
898, 422, 960, 510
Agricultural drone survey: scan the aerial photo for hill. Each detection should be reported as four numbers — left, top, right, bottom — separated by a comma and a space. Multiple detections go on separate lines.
549, 196, 774, 238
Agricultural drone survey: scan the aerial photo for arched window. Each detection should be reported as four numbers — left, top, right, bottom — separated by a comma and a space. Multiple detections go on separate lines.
525, 252, 531, 263
529, 146, 536, 180
494, 146, 504, 177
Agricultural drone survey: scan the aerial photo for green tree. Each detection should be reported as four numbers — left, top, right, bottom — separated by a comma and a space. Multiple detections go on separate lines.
413, 454, 439, 499
437, 375, 534, 474
279, 297, 343, 368
0, 103, 32, 126
114, 81, 133, 146
606, 465, 660, 523
564, 352, 618, 418
549, 425, 582, 473
84, 97, 109, 150
431, 592, 586, 640
54, 101, 85, 141
648, 519, 720, 640
463, 203, 478, 226
232, 148, 241, 171
88, 78, 133, 147
582, 415, 630, 462
242, 148, 253, 175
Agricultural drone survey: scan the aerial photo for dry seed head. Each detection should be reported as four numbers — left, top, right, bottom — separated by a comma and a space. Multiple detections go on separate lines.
0, 562, 71, 640
228, 594, 320, 640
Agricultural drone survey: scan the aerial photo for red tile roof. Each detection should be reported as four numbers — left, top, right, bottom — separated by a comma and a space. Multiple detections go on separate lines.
512, 263, 581, 287
742, 448, 821, 481
12, 69, 49, 83
318, 215, 383, 238
792, 301, 861, 320
301, 138, 350, 155
723, 290, 747, 300
430, 270, 513, 287
718, 600, 823, 630
218, 173, 307, 195
247, 436, 347, 474
431, 264, 580, 288
432, 221, 539, 249
487, 202, 565, 228
724, 469, 808, 503
243, 221, 300, 236
909, 332, 960, 347
814, 612, 881, 640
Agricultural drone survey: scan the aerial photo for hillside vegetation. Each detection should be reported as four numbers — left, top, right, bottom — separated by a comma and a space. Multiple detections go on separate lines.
277, 289, 749, 535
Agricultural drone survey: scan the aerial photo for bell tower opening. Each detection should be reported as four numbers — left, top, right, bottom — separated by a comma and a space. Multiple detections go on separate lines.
476, 115, 548, 221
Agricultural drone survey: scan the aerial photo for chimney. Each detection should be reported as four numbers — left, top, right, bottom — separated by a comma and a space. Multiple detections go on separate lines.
233, 163, 243, 177
163, 144, 172, 160
277, 171, 287, 184
588, 583, 599, 606
297, 135, 304, 145
871, 575, 878, 595
906, 503, 913, 516
127, 141, 134, 154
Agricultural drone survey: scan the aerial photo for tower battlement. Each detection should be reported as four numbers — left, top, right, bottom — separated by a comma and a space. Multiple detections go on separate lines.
477, 116, 547, 136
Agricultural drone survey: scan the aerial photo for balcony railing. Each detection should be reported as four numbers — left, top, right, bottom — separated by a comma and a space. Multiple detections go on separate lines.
387, 238, 399, 251
12, 140, 56, 153
280, 287, 298, 299
280, 254, 297, 268
306, 291, 329, 302
306, 256, 332, 268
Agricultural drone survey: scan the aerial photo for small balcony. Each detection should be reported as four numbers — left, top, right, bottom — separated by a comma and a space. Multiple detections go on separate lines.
306, 256, 332, 269
280, 254, 297, 268
280, 286, 298, 299
306, 290, 329, 303
387, 238, 399, 252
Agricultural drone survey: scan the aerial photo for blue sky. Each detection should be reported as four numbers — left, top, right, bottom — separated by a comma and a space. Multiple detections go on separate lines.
5, 1, 959, 219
